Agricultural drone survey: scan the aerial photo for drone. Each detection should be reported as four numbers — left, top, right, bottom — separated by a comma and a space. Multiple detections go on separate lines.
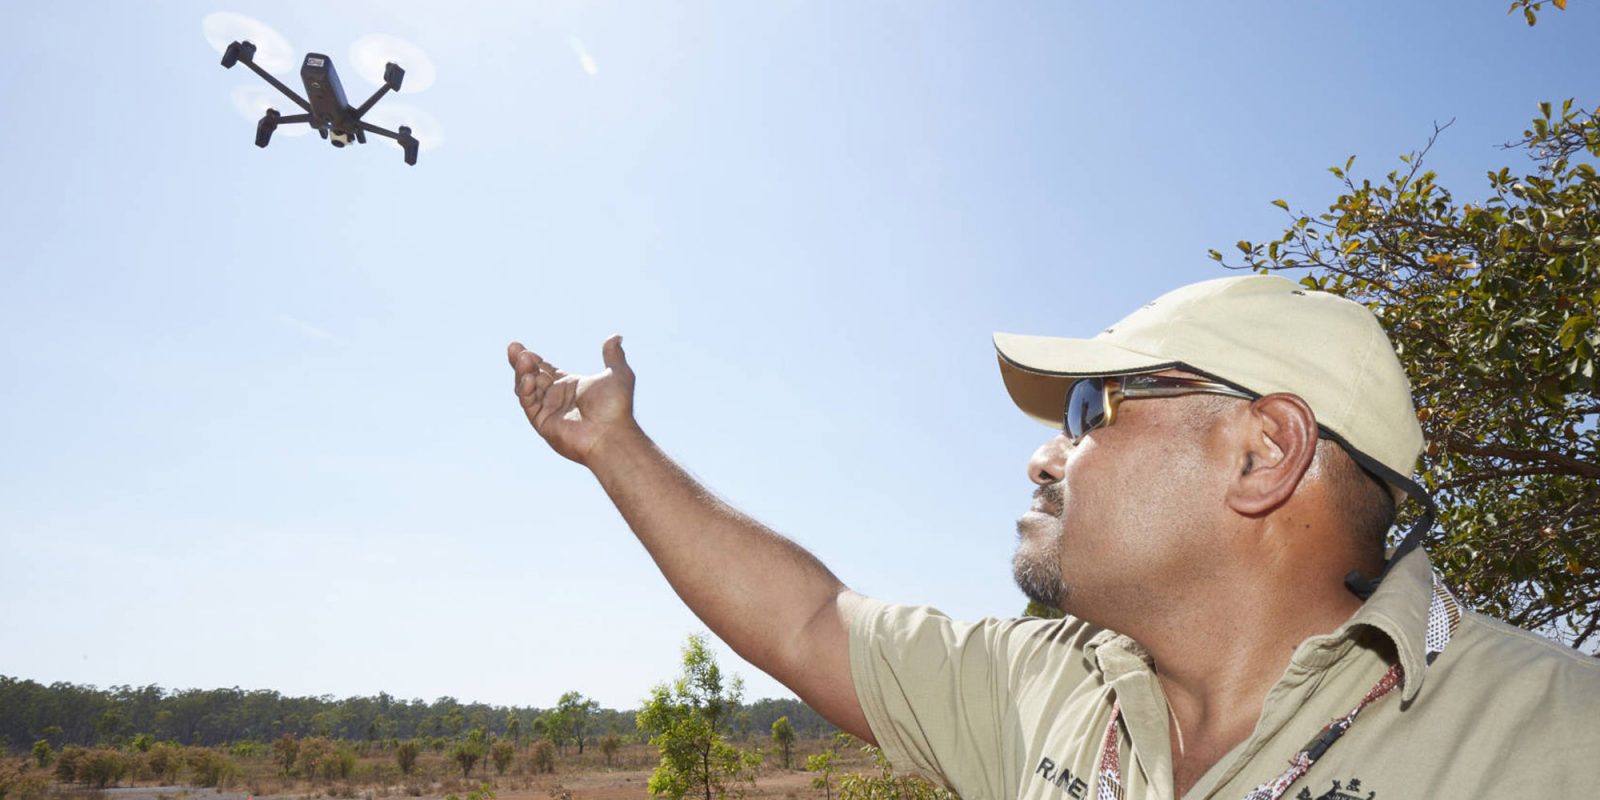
220, 39, 420, 166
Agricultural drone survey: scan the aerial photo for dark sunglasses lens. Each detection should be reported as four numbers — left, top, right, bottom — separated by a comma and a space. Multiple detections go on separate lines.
1065, 379, 1104, 438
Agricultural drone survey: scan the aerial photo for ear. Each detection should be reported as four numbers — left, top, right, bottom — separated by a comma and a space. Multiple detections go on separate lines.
1225, 393, 1319, 516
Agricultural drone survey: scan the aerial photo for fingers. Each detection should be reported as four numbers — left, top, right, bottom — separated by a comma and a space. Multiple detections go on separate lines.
508, 343, 557, 384
601, 334, 629, 374
509, 342, 552, 417
507, 336, 629, 435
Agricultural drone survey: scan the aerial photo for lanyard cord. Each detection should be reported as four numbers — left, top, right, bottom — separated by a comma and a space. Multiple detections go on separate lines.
1095, 574, 1461, 800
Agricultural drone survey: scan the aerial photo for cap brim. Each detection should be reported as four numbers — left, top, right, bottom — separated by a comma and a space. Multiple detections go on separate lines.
993, 332, 1175, 428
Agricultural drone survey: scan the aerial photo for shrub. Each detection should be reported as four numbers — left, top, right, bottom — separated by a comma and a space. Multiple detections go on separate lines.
296, 736, 334, 781
272, 734, 300, 775
185, 748, 237, 788
1, 761, 49, 800
837, 742, 953, 800
0, 761, 20, 800
81, 748, 131, 789
333, 742, 358, 780
807, 751, 837, 800
528, 740, 555, 774
53, 745, 87, 784
29, 741, 50, 769
395, 740, 420, 776
130, 734, 154, 753
771, 717, 794, 770
443, 782, 495, 800
599, 734, 621, 768
450, 741, 483, 777
490, 740, 514, 775
230, 740, 262, 758
144, 742, 184, 783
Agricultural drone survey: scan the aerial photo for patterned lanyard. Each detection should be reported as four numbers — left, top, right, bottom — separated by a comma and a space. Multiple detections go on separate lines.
1095, 575, 1462, 800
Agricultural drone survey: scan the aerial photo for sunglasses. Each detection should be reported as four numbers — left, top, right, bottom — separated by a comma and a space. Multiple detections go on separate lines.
1064, 374, 1255, 442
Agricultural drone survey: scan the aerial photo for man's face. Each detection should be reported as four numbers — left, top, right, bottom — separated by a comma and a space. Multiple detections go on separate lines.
1012, 375, 1235, 623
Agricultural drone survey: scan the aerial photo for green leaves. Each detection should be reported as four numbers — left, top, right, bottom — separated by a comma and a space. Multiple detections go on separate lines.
1510, 1, 1572, 28
1211, 100, 1600, 651
637, 635, 759, 800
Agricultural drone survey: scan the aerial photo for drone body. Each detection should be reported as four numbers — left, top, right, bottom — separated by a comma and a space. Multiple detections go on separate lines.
221, 40, 419, 165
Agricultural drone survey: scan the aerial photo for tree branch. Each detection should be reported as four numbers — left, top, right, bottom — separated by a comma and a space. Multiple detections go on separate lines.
1444, 431, 1600, 479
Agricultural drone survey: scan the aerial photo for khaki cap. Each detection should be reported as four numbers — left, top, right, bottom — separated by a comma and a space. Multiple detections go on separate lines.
993, 275, 1424, 485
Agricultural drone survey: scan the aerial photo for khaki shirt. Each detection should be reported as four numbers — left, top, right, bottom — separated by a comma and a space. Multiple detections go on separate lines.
849, 549, 1600, 799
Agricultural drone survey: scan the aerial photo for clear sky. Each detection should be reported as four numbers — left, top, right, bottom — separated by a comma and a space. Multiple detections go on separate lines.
1, 2, 1593, 711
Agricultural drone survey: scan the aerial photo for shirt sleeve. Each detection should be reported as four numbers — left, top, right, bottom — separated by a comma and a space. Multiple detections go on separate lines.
847, 596, 1102, 797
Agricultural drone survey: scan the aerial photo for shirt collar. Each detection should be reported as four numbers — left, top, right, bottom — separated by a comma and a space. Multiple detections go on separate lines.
1083, 548, 1445, 701
1328, 546, 1439, 701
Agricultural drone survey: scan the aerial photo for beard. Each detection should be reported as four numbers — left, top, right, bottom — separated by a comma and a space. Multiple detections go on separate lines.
1013, 483, 1069, 611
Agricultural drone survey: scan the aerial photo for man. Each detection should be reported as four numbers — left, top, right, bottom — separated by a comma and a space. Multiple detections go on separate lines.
507, 275, 1599, 799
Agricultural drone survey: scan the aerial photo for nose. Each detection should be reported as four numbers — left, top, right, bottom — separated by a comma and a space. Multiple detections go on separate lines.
1028, 434, 1071, 486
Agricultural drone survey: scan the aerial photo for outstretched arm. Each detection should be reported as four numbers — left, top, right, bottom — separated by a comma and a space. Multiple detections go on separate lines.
507, 336, 873, 742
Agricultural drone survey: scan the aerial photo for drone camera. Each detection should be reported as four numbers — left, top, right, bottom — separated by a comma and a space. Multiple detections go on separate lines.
383, 62, 406, 92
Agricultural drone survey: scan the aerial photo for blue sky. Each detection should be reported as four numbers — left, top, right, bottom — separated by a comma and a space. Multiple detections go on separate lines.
0, 2, 1593, 710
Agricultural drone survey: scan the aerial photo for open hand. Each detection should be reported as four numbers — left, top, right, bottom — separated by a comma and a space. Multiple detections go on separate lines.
507, 335, 638, 466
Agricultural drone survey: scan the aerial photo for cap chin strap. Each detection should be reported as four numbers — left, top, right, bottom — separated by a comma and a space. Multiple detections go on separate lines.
1340, 447, 1437, 601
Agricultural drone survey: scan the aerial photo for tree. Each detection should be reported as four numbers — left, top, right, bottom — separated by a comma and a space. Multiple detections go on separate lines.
271, 734, 299, 776
80, 748, 131, 789
505, 713, 522, 745
552, 691, 600, 755
395, 740, 420, 776
451, 728, 488, 777
490, 739, 515, 775
444, 706, 466, 738
532, 711, 558, 748
53, 746, 85, 784
1216, 101, 1599, 650
528, 739, 556, 774
29, 740, 50, 769
806, 744, 839, 800
769, 716, 794, 770
144, 742, 183, 784
599, 733, 622, 768
636, 634, 761, 800
185, 748, 237, 788
294, 737, 333, 780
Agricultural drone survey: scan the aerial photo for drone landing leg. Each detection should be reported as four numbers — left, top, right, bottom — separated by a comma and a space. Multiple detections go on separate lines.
255, 111, 310, 148
358, 121, 419, 166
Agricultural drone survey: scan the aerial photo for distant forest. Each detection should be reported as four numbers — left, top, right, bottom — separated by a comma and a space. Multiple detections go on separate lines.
0, 675, 837, 750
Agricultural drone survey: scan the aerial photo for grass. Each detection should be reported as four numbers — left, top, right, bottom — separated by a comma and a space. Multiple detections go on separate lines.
2, 736, 880, 800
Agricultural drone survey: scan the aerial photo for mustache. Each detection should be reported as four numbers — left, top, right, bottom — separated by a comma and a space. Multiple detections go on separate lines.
1032, 483, 1064, 517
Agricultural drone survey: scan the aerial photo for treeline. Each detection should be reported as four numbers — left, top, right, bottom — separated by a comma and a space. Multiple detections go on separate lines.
0, 676, 835, 752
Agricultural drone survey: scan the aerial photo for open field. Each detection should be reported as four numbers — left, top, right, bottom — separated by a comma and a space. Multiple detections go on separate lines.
4, 738, 883, 800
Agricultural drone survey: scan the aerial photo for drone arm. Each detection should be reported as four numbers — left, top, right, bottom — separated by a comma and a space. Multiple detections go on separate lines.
357, 120, 401, 141
240, 58, 312, 113
353, 84, 393, 120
